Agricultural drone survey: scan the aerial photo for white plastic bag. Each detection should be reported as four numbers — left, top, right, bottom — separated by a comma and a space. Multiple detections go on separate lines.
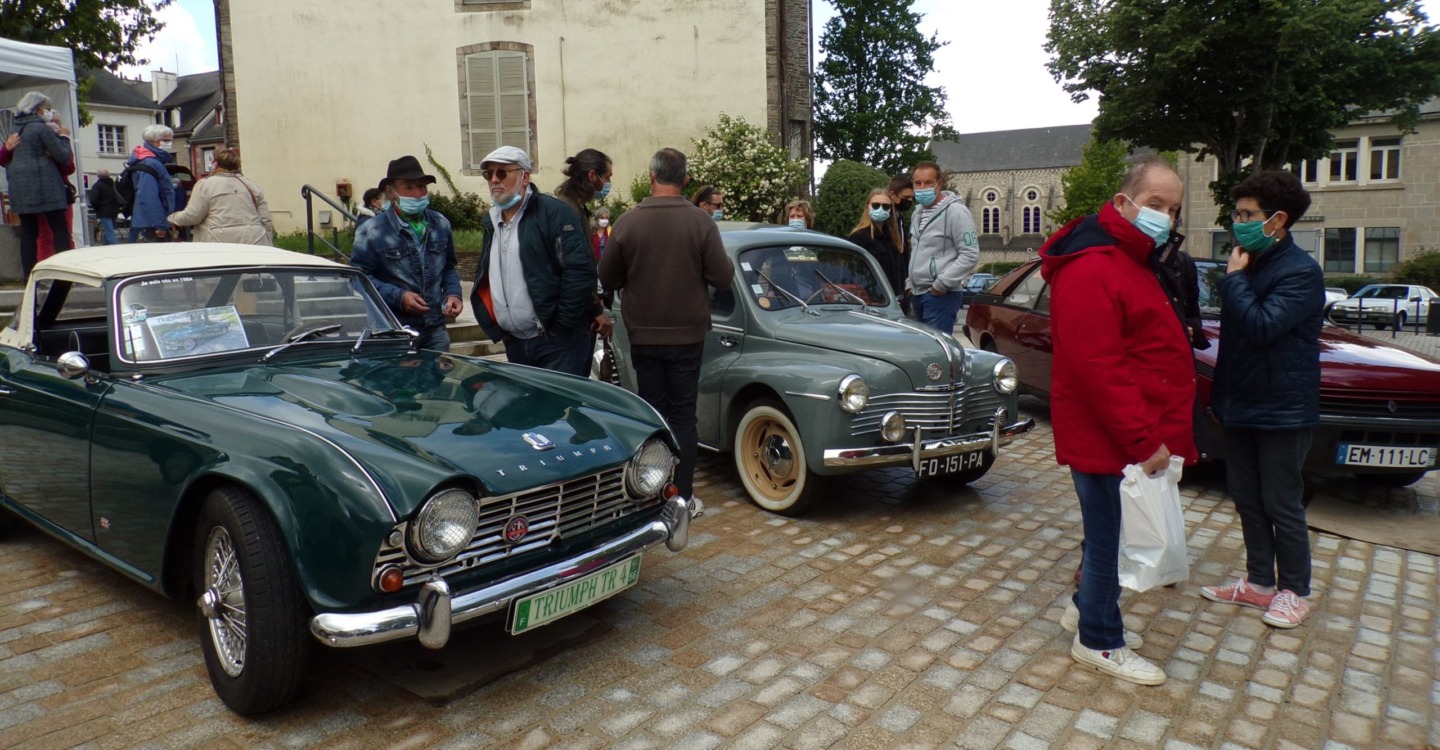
1118, 455, 1190, 592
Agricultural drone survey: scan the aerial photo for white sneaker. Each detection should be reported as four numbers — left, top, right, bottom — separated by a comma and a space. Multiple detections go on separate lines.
1061, 599, 1143, 649
687, 496, 704, 519
1070, 635, 1166, 686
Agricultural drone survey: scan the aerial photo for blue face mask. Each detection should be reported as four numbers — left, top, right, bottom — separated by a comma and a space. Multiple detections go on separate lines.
1124, 195, 1172, 247
594, 181, 612, 200
711, 210, 725, 221
869, 207, 891, 223
397, 195, 429, 216
496, 191, 523, 210
788, 218, 806, 229
914, 188, 938, 207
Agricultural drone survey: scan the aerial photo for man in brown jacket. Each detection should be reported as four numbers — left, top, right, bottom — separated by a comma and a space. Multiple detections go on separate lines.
600, 147, 734, 518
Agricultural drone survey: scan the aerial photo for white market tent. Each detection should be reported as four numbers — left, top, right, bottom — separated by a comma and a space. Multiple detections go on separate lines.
0, 37, 86, 247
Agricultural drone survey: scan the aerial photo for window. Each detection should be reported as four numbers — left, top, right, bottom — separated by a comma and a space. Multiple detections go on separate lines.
1324, 227, 1357, 273
1329, 140, 1358, 182
1022, 206, 1041, 234
460, 45, 535, 172
1363, 227, 1400, 273
97, 124, 124, 155
985, 190, 998, 203
1004, 268, 1046, 309
1291, 158, 1319, 184
1025, 189, 1039, 201
1210, 231, 1232, 259
1369, 137, 1401, 181
982, 207, 1001, 235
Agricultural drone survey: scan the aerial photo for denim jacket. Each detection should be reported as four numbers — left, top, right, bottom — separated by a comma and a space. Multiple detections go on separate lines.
351, 207, 462, 331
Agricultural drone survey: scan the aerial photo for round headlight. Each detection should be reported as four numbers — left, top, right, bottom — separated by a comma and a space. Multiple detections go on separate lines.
838, 374, 869, 413
994, 360, 1019, 394
626, 438, 675, 497
881, 410, 907, 442
408, 489, 479, 564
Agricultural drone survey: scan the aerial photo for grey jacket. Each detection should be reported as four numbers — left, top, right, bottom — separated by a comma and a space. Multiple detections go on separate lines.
5, 113, 72, 214
907, 191, 979, 294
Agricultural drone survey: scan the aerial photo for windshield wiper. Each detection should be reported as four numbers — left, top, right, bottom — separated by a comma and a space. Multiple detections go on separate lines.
812, 269, 874, 310
350, 327, 415, 355
260, 323, 342, 363
755, 268, 810, 311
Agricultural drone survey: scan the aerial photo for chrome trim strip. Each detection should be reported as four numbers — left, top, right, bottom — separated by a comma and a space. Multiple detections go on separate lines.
712, 323, 745, 334
311, 496, 690, 649
1319, 416, 1440, 429
822, 418, 1035, 469
786, 391, 832, 402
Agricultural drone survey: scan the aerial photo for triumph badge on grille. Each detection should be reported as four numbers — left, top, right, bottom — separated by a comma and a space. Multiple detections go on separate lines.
503, 515, 530, 544
926, 363, 944, 382
523, 432, 555, 451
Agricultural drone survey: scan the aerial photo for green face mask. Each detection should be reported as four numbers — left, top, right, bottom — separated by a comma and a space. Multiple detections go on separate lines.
1232, 220, 1277, 254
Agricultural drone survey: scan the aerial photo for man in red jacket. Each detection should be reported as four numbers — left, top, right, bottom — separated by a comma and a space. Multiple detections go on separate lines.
1040, 156, 1197, 686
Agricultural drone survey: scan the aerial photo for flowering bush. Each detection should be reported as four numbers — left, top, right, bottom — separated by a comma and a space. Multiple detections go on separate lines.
690, 114, 808, 223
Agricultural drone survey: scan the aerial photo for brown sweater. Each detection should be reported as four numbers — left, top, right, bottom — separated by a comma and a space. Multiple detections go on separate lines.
599, 195, 734, 345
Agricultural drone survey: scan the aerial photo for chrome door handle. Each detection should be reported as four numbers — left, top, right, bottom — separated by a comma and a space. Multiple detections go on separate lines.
718, 335, 739, 348
0, 387, 12, 396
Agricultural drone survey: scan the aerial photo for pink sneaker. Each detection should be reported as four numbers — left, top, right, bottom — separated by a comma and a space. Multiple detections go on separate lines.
1261, 590, 1311, 628
1200, 579, 1275, 610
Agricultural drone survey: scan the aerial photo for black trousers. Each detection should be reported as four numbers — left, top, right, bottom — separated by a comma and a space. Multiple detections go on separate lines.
18, 209, 70, 277
1223, 426, 1313, 596
630, 342, 704, 498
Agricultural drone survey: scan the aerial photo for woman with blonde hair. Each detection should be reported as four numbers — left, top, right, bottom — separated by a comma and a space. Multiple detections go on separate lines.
780, 199, 813, 229
847, 187, 905, 302
168, 148, 274, 244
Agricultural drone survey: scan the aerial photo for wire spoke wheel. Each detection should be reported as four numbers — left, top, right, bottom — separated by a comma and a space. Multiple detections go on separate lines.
201, 526, 247, 677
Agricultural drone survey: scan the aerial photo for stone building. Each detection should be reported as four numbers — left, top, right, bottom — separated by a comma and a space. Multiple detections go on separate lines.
217, 0, 812, 231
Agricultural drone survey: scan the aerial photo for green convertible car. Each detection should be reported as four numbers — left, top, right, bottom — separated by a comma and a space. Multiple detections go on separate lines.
607, 223, 1034, 515
0, 245, 690, 714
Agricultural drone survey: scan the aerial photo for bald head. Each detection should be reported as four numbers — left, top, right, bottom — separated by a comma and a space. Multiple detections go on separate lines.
97, 169, 110, 178
1113, 156, 1184, 226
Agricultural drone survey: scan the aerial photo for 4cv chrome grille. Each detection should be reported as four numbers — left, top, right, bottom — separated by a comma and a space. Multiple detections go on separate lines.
850, 383, 1005, 437
374, 466, 659, 587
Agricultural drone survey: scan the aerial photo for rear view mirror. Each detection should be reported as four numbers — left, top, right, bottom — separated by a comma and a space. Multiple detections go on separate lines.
242, 277, 279, 293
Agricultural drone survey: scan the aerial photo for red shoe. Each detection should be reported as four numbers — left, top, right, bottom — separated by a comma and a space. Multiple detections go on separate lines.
1200, 579, 1275, 610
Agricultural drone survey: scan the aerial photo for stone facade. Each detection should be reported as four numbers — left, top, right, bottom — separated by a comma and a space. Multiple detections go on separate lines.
949, 167, 1066, 262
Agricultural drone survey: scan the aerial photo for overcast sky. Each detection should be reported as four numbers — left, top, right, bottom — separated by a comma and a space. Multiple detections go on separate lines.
132, 0, 1436, 136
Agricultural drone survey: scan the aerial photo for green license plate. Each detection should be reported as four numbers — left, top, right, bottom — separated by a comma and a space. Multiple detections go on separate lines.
509, 555, 643, 634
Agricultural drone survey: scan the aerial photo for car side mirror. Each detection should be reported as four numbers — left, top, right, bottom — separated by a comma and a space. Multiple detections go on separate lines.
57, 351, 90, 380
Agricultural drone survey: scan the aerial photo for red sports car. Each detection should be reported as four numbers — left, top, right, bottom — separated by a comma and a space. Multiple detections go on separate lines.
964, 258, 1440, 487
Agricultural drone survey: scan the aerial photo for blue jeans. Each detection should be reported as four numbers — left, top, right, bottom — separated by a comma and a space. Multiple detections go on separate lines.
504, 327, 592, 377
414, 324, 451, 353
911, 290, 965, 334
1224, 427, 1312, 596
98, 217, 119, 245
1070, 469, 1127, 650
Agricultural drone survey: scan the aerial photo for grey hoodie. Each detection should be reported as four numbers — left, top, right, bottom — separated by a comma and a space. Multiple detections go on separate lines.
907, 191, 979, 294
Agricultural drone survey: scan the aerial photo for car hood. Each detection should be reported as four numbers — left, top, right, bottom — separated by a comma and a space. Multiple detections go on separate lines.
154, 351, 664, 515
769, 308, 967, 388
1198, 322, 1440, 391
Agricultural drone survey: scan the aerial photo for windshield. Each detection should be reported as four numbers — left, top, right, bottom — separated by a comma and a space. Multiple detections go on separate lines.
1353, 285, 1409, 300
738, 244, 890, 311
115, 268, 397, 363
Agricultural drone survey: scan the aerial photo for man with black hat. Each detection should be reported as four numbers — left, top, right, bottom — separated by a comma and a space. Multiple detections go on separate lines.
352, 155, 463, 351
470, 146, 597, 376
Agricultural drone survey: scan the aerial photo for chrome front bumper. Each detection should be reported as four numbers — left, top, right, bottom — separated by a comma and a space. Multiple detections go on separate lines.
310, 495, 690, 649
822, 407, 1035, 470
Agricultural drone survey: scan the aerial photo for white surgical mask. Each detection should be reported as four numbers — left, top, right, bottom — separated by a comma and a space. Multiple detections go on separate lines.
159, 140, 175, 152
42, 109, 56, 123
597, 218, 609, 228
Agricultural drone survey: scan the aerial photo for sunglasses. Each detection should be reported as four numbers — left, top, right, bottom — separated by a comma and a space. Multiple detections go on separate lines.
481, 168, 519, 181
870, 202, 893, 210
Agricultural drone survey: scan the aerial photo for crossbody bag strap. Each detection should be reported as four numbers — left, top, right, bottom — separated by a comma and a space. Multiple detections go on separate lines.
225, 172, 261, 211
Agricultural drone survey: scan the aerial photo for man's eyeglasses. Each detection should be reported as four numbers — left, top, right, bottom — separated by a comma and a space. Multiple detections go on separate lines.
1230, 208, 1271, 223
481, 168, 518, 181
870, 202, 893, 210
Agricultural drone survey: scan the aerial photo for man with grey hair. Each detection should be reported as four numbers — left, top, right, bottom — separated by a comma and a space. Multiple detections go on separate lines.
124, 123, 176, 242
600, 147, 734, 518
470, 146, 597, 375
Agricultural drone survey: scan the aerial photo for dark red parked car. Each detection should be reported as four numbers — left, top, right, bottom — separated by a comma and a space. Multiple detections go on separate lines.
964, 259, 1440, 487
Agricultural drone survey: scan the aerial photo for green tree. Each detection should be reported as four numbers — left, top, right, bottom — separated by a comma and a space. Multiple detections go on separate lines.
0, 1, 171, 73
1047, 0, 1440, 225
690, 114, 808, 222
814, 0, 957, 176
1048, 136, 1129, 227
814, 160, 889, 238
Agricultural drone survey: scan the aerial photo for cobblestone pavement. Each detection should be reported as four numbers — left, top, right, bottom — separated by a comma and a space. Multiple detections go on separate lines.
2, 399, 1438, 749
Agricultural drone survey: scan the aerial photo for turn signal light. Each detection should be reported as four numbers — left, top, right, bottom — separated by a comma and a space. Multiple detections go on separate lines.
378, 565, 406, 593
662, 482, 679, 499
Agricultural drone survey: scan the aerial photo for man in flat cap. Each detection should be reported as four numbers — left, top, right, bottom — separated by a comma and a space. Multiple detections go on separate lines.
352, 154, 463, 350
470, 146, 597, 375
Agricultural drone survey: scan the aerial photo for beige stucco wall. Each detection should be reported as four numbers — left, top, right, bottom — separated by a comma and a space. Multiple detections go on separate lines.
76, 106, 158, 190
1178, 116, 1440, 275
227, 0, 773, 232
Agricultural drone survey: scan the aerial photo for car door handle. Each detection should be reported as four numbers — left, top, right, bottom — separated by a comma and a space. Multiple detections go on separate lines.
0, 386, 12, 396
718, 335, 739, 348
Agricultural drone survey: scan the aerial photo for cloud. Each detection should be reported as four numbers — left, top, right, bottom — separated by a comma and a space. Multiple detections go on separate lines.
119, 2, 218, 78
